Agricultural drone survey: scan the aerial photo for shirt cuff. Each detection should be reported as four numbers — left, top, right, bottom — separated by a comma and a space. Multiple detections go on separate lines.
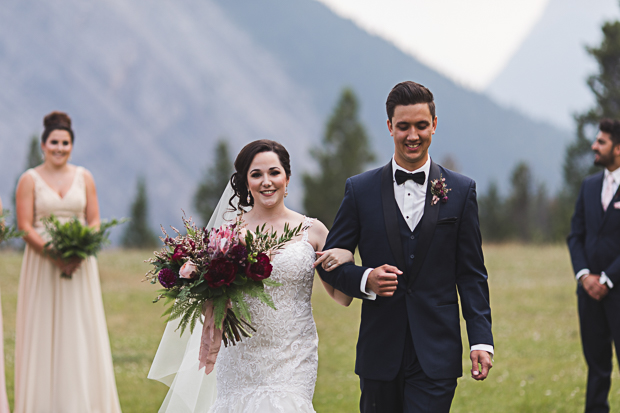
576, 268, 590, 281
470, 344, 494, 355
600, 272, 614, 289
360, 268, 376, 300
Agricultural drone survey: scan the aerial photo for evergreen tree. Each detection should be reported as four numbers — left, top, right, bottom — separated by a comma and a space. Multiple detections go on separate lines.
12, 136, 44, 225
26, 135, 43, 169
555, 17, 620, 238
303, 88, 375, 228
121, 176, 159, 248
505, 162, 533, 242
193, 140, 233, 226
531, 183, 552, 243
478, 181, 507, 242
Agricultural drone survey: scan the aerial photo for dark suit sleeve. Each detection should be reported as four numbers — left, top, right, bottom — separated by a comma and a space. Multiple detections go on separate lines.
567, 182, 589, 275
604, 258, 620, 285
317, 178, 369, 299
455, 181, 493, 347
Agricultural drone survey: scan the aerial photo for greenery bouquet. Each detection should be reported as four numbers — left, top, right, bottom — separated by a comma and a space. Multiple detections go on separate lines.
0, 210, 25, 244
42, 215, 126, 278
145, 215, 304, 374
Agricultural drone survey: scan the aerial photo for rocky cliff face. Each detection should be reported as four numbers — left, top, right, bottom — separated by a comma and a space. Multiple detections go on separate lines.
0, 0, 569, 235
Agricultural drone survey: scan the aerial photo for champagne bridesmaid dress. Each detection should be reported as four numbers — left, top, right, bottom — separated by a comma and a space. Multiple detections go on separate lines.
14, 167, 122, 413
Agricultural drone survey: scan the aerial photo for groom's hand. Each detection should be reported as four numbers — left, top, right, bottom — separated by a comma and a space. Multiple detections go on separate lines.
470, 350, 493, 381
367, 265, 401, 297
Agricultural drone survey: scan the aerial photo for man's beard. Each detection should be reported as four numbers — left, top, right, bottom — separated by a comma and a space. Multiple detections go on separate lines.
594, 150, 614, 167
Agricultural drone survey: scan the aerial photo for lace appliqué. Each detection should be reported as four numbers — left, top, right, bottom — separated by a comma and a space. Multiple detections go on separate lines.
209, 218, 318, 413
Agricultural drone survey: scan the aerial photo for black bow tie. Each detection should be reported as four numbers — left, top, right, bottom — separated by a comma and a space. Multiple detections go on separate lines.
395, 169, 425, 186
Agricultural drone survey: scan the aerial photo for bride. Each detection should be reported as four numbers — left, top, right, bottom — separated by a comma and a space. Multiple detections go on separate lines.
149, 139, 353, 412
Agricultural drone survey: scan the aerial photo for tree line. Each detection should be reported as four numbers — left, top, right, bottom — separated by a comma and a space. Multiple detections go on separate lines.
9, 11, 620, 248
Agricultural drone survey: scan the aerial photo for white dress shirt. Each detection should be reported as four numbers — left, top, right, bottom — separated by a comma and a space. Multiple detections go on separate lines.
576, 167, 620, 288
359, 156, 493, 355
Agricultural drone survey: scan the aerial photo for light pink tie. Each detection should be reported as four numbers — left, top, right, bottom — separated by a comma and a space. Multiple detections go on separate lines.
602, 174, 615, 211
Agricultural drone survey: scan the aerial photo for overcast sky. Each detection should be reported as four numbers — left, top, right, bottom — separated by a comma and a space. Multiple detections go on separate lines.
315, 0, 550, 90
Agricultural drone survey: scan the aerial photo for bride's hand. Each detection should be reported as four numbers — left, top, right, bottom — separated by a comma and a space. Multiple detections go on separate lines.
313, 248, 354, 272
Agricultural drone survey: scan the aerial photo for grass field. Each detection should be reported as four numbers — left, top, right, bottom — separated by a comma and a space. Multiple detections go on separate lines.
0, 244, 619, 412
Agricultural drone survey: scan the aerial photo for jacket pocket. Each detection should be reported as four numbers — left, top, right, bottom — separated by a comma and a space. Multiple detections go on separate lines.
437, 217, 458, 225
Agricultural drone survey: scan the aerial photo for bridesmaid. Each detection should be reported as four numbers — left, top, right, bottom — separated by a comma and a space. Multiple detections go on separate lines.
0, 197, 9, 413
14, 112, 122, 412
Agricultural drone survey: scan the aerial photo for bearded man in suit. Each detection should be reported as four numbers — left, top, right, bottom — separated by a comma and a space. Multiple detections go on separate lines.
317, 81, 493, 412
568, 118, 620, 413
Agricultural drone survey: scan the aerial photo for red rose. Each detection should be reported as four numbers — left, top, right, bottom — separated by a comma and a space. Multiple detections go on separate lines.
245, 253, 273, 281
171, 245, 187, 262
204, 258, 237, 288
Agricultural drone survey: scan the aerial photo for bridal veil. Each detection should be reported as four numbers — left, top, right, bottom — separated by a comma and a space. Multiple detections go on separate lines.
148, 182, 238, 413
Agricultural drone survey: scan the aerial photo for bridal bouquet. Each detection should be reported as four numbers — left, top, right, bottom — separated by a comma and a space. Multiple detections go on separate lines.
145, 215, 303, 373
0, 210, 24, 244
42, 215, 126, 278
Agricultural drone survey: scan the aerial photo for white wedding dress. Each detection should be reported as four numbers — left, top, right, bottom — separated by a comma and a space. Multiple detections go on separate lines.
209, 218, 318, 413
149, 184, 318, 412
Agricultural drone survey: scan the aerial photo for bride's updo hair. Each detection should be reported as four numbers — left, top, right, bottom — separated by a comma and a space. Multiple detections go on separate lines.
230, 139, 291, 210
41, 111, 75, 144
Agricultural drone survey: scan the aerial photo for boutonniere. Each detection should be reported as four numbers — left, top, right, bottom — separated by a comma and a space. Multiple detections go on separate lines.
430, 174, 451, 206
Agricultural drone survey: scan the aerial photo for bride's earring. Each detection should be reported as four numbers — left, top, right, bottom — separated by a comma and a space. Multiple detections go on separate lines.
284, 186, 288, 198
247, 191, 251, 204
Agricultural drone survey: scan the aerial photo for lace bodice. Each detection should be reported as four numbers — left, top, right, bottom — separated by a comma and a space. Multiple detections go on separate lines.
209, 217, 318, 413
27, 167, 87, 234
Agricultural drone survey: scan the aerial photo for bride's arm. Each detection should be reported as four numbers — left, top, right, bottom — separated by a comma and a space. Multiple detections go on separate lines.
310, 221, 354, 307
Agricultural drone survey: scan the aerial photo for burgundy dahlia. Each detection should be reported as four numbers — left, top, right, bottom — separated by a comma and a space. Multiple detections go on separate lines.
245, 253, 273, 281
205, 258, 237, 288
229, 244, 248, 265
158, 268, 178, 288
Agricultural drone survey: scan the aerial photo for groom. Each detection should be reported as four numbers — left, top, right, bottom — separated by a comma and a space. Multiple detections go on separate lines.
318, 81, 493, 412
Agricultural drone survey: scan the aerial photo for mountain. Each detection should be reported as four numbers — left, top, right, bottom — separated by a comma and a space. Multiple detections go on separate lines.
486, 0, 620, 129
0, 0, 570, 237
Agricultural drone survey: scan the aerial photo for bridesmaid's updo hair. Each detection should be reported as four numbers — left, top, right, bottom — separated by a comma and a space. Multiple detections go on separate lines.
41, 111, 74, 144
230, 139, 291, 210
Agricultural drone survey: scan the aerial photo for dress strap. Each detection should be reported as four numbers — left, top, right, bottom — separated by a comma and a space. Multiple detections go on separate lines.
26, 168, 39, 180
301, 217, 315, 242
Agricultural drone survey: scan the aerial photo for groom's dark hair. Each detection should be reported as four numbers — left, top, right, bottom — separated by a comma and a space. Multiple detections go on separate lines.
599, 118, 620, 145
386, 81, 435, 122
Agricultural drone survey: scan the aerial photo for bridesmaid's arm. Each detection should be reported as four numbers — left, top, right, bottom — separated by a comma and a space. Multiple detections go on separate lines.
15, 173, 47, 254
310, 221, 354, 307
83, 169, 101, 229
16, 173, 81, 274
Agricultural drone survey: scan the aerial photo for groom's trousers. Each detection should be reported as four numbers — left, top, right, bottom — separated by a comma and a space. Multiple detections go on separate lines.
359, 325, 457, 413
578, 287, 620, 413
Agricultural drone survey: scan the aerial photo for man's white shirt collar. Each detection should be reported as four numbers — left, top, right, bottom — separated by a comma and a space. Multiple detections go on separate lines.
604, 166, 620, 184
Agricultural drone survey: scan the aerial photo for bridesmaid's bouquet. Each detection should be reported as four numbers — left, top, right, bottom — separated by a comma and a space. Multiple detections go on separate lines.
145, 215, 303, 373
42, 215, 126, 278
0, 210, 24, 244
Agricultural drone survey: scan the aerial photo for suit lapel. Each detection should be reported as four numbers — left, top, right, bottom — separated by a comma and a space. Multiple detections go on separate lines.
407, 161, 441, 289
381, 162, 407, 274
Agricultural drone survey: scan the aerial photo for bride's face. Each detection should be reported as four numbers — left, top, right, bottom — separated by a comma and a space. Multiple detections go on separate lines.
41, 130, 73, 167
247, 151, 289, 210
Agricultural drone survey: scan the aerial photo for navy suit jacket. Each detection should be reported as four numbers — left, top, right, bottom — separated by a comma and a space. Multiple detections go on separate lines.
318, 160, 493, 381
568, 171, 620, 284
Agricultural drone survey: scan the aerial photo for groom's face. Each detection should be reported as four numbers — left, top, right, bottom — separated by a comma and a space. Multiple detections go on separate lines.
388, 103, 437, 171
